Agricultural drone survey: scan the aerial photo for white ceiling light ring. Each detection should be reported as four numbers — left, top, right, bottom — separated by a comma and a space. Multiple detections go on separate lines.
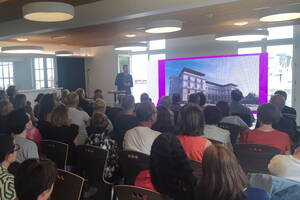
215, 30, 269, 42
1, 46, 44, 54
114, 43, 147, 51
259, 5, 300, 22
145, 20, 183, 34
23, 2, 74, 22
55, 50, 74, 56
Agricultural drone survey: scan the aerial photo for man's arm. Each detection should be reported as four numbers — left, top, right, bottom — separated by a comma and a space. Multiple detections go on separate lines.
115, 73, 120, 86
129, 75, 133, 87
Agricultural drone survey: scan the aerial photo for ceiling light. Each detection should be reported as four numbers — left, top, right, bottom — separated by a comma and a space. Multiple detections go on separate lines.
125, 34, 137, 38
1, 46, 44, 54
215, 30, 269, 42
55, 50, 73, 56
260, 13, 300, 22
114, 43, 147, 51
234, 21, 248, 26
23, 2, 74, 22
145, 20, 183, 34
16, 38, 28, 42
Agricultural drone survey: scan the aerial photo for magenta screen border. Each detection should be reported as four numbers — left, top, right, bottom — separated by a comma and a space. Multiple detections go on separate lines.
158, 53, 268, 104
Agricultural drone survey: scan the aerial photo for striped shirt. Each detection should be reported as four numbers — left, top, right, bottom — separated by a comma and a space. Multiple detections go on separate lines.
0, 164, 16, 200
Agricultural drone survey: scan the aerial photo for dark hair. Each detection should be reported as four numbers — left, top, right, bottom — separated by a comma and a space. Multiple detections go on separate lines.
152, 106, 174, 133
140, 93, 150, 103
204, 105, 222, 125
197, 92, 206, 107
199, 144, 247, 200
13, 94, 27, 110
94, 89, 102, 94
38, 94, 55, 121
90, 113, 109, 132
135, 102, 156, 122
51, 104, 69, 127
15, 158, 57, 200
8, 109, 30, 134
75, 88, 85, 99
231, 90, 243, 102
121, 95, 135, 110
178, 104, 205, 136
274, 90, 287, 100
34, 93, 44, 103
188, 93, 200, 104
6, 85, 16, 98
216, 101, 230, 117
0, 135, 14, 163
150, 133, 196, 200
257, 103, 280, 125
172, 93, 181, 104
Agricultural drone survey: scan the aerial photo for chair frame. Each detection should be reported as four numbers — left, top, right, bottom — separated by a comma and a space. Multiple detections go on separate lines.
114, 185, 164, 200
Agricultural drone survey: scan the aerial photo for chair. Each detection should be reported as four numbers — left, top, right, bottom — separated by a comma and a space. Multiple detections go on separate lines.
76, 145, 112, 200
231, 113, 252, 127
114, 185, 164, 200
119, 151, 150, 185
189, 160, 202, 181
219, 122, 242, 144
51, 169, 84, 200
40, 140, 68, 170
234, 144, 281, 174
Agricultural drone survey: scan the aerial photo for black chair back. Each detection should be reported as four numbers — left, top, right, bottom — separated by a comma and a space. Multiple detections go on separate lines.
114, 185, 164, 200
189, 160, 202, 181
219, 122, 242, 144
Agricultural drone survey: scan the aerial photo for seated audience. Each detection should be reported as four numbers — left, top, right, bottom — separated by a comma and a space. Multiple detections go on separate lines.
93, 98, 113, 133
113, 95, 139, 149
159, 96, 174, 126
170, 93, 181, 123
230, 89, 255, 124
6, 85, 17, 104
0, 100, 14, 135
152, 105, 175, 133
8, 109, 39, 163
197, 92, 206, 108
217, 101, 249, 129
188, 93, 200, 105
93, 89, 103, 100
240, 103, 291, 154
86, 113, 118, 180
135, 133, 196, 200
33, 93, 44, 118
123, 102, 160, 155
140, 93, 151, 103
268, 146, 300, 182
15, 158, 57, 200
65, 92, 90, 145
177, 104, 211, 162
203, 105, 232, 149
60, 89, 69, 104
76, 88, 92, 115
275, 90, 297, 120
196, 144, 270, 200
13, 94, 27, 110
0, 135, 18, 200
0, 90, 9, 101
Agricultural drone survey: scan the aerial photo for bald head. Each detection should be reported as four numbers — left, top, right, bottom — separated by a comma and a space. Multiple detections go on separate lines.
270, 94, 285, 111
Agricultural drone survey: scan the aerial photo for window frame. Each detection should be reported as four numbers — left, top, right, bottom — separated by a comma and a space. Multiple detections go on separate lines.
33, 57, 57, 89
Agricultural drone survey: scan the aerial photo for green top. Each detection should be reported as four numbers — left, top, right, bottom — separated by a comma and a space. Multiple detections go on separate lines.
0, 164, 16, 200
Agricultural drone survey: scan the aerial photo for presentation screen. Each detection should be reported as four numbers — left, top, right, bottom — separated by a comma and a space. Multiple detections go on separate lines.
158, 53, 268, 111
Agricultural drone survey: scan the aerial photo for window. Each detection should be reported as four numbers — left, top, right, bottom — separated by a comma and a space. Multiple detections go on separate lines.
238, 47, 262, 54
149, 54, 166, 61
34, 57, 55, 89
0, 62, 14, 90
47, 58, 55, 88
149, 39, 166, 50
267, 26, 293, 40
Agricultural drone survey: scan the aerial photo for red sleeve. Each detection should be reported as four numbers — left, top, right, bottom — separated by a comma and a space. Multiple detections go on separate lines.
284, 134, 292, 154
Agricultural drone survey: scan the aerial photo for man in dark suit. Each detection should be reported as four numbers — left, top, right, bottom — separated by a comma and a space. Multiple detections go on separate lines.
275, 90, 297, 120
115, 65, 133, 94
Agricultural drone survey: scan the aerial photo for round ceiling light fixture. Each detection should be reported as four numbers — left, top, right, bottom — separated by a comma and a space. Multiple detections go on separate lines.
55, 50, 74, 56
145, 20, 183, 34
125, 34, 137, 38
215, 30, 269, 42
16, 38, 29, 42
259, 6, 300, 22
23, 1, 74, 22
233, 21, 249, 26
1, 46, 44, 53
114, 43, 147, 51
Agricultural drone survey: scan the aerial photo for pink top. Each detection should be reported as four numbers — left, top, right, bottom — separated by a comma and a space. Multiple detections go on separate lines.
26, 127, 42, 149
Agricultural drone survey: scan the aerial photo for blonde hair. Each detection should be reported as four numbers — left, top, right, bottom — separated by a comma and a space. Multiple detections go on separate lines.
0, 100, 13, 116
64, 92, 79, 106
51, 104, 69, 127
93, 99, 106, 113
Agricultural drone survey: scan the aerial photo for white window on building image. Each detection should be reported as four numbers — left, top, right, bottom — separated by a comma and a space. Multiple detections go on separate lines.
190, 76, 195, 82
183, 81, 188, 87
183, 74, 188, 80
0, 62, 14, 90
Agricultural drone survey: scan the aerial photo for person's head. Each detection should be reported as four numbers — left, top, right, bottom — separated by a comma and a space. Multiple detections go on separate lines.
93, 98, 106, 114
123, 64, 129, 74
197, 92, 206, 107
0, 90, 8, 101
152, 105, 174, 133
216, 101, 230, 117
274, 90, 287, 101
8, 109, 32, 135
178, 104, 205, 136
64, 92, 79, 107
121, 95, 135, 111
60, 89, 69, 102
140, 93, 150, 103
270, 94, 286, 111
90, 113, 109, 132
150, 133, 196, 200
257, 103, 280, 125
160, 96, 171, 108
204, 105, 223, 125
135, 102, 157, 126
0, 100, 14, 116
13, 94, 27, 110
200, 144, 247, 200
34, 93, 44, 104
188, 93, 200, 104
231, 89, 243, 102
172, 93, 181, 104
6, 85, 17, 98
0, 135, 18, 165
51, 104, 69, 127
93, 89, 103, 100
38, 94, 56, 121
75, 88, 85, 99
15, 158, 57, 200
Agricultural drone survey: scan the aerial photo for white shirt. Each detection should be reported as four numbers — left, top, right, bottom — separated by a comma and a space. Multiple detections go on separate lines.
220, 116, 249, 130
123, 126, 161, 155
203, 125, 232, 149
68, 107, 90, 145
268, 155, 300, 182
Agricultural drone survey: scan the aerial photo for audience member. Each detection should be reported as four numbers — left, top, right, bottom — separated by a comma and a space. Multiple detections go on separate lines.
230, 89, 255, 124
13, 94, 27, 110
93, 89, 103, 100
38, 94, 56, 122
6, 85, 17, 104
93, 98, 113, 133
86, 113, 119, 180
159, 96, 174, 126
152, 105, 175, 133
33, 93, 44, 118
170, 93, 181, 123
65, 92, 90, 145
197, 92, 206, 108
177, 104, 211, 162
216, 101, 249, 129
0, 90, 9, 101
275, 90, 297, 120
113, 95, 139, 149
0, 135, 18, 200
15, 158, 57, 200
76, 88, 92, 115
268, 146, 300, 182
140, 93, 151, 103
60, 89, 69, 103
123, 102, 160, 155
196, 144, 270, 200
203, 105, 232, 149
240, 103, 291, 154
0, 100, 14, 135
188, 93, 200, 104
8, 109, 39, 163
